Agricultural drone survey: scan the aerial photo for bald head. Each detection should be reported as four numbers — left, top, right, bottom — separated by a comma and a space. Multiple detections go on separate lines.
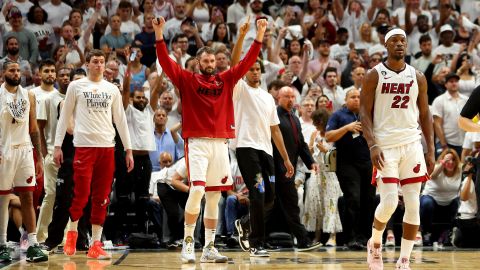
278, 86, 296, 111
159, 152, 173, 169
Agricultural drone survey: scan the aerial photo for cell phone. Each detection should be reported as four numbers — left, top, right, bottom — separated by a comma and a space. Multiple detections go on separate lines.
129, 50, 137, 62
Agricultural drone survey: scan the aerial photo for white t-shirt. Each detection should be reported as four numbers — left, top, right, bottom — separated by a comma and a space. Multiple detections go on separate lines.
231, 79, 279, 156
408, 28, 438, 56
54, 77, 131, 149
462, 132, 480, 151
163, 17, 183, 41
392, 8, 432, 27
149, 158, 187, 193
3, 0, 33, 18
37, 90, 64, 154
31, 86, 55, 115
300, 118, 315, 145
330, 43, 350, 66
41, 2, 72, 28
458, 177, 477, 219
431, 91, 468, 146
422, 165, 462, 206
125, 104, 156, 151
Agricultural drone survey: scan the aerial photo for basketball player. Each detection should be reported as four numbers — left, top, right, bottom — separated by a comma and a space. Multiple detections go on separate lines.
53, 49, 134, 259
0, 60, 48, 262
152, 16, 267, 263
360, 28, 435, 270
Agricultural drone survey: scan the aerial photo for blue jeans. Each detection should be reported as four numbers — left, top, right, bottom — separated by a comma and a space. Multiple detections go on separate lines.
419, 194, 459, 233
224, 195, 249, 235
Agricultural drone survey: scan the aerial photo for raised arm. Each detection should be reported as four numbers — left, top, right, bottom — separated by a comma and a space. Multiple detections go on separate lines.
152, 17, 188, 88
298, 43, 310, 84
231, 16, 250, 66
270, 28, 287, 64
149, 72, 165, 110
123, 51, 132, 109
417, 70, 435, 174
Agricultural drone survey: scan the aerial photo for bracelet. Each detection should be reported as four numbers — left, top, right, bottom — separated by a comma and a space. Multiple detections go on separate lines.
369, 144, 379, 151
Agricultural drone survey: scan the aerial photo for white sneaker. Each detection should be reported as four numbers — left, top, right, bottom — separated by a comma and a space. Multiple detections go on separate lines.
395, 257, 411, 270
181, 236, 195, 264
200, 242, 228, 263
385, 235, 395, 247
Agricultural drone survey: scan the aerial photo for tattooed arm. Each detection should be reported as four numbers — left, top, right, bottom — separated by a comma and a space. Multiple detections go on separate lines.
28, 91, 44, 178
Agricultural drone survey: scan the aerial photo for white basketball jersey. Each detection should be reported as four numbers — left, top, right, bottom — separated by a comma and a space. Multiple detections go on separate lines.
372, 63, 422, 149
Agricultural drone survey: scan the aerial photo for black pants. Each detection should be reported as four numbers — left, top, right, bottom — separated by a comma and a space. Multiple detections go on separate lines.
453, 218, 480, 248
275, 167, 309, 246
236, 148, 275, 247
336, 161, 375, 244
44, 155, 90, 249
115, 154, 153, 231
157, 183, 188, 241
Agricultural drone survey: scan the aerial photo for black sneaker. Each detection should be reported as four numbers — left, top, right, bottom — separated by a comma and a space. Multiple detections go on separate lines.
347, 240, 364, 250
295, 241, 322, 252
226, 235, 239, 248
235, 219, 250, 251
250, 247, 270, 257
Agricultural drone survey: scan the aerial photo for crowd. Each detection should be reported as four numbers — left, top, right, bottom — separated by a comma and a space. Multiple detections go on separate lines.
0, 0, 480, 265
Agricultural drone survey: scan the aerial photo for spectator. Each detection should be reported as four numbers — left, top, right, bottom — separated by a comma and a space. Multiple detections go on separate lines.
329, 27, 350, 68
322, 67, 345, 112
179, 17, 205, 56
267, 79, 287, 105
186, 0, 210, 29
2, 7, 39, 66
432, 72, 468, 157
392, 0, 432, 31
104, 0, 141, 41
226, 0, 249, 37
0, 36, 32, 88
305, 108, 343, 246
138, 0, 155, 27
236, 0, 274, 54
214, 49, 230, 73
419, 149, 462, 246
153, 0, 174, 20
407, 14, 437, 57
307, 39, 341, 88
453, 150, 480, 248
344, 66, 365, 92
333, 0, 368, 43
149, 107, 184, 172
411, 34, 433, 73
315, 94, 333, 112
26, 5, 55, 60
325, 89, 375, 249
134, 12, 157, 68
451, 52, 479, 97
163, 0, 188, 42
41, 0, 72, 38
432, 24, 461, 72
201, 6, 225, 43
127, 45, 151, 93
305, 83, 322, 102
208, 22, 232, 50
100, 15, 132, 62
59, 23, 86, 68
355, 22, 375, 52
461, 132, 480, 163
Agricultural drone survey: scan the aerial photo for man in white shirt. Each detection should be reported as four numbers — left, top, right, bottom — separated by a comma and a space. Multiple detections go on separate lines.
411, 34, 433, 73
432, 24, 461, 73
344, 66, 365, 92
231, 60, 294, 257
322, 67, 346, 112
104, 1, 141, 41
432, 73, 469, 157
41, 0, 72, 37
226, 0, 250, 38
32, 60, 59, 243
163, 0, 187, 42
330, 28, 350, 70
53, 49, 133, 260
122, 55, 157, 233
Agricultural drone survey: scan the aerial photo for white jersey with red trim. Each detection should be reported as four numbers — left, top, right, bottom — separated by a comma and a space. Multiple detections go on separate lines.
372, 62, 422, 149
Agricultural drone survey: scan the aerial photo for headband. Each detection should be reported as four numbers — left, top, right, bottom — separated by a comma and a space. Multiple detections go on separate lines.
385, 28, 407, 42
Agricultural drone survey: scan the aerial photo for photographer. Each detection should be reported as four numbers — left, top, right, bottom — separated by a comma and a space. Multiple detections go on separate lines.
458, 85, 480, 220
453, 149, 480, 248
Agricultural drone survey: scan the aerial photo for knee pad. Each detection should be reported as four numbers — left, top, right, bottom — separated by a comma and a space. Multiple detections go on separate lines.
403, 189, 421, 225
204, 192, 221, 220
375, 192, 399, 223
185, 185, 205, 215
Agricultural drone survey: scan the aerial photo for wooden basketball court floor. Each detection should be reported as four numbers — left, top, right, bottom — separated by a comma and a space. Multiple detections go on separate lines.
1, 247, 479, 270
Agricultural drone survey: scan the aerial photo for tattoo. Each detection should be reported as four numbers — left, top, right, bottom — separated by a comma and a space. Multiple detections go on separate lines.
30, 131, 42, 158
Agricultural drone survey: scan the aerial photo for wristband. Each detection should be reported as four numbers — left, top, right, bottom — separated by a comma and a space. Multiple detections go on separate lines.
369, 144, 379, 151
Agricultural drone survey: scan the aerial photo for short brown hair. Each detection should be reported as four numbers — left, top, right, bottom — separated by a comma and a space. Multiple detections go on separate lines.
196, 46, 215, 58
86, 49, 106, 63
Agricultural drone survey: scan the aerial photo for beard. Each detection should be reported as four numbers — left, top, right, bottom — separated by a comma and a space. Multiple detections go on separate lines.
200, 67, 215, 76
133, 101, 146, 111
5, 76, 21, 87
42, 78, 55, 85
6, 48, 19, 55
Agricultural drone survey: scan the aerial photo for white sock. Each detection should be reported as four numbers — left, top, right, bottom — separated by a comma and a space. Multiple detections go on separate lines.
19, 227, 25, 235
184, 223, 195, 240
204, 228, 216, 247
0, 196, 9, 246
68, 219, 78, 232
92, 225, 103, 243
28, 233, 38, 247
371, 226, 385, 245
399, 238, 415, 260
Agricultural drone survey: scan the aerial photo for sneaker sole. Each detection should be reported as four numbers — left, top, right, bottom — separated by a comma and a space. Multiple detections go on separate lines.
235, 220, 249, 251
200, 258, 228, 263
295, 243, 322, 252
250, 253, 270, 257
26, 256, 48, 262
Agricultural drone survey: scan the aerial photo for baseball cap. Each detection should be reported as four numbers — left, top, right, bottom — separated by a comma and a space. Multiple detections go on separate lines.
440, 24, 454, 34
445, 72, 460, 82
